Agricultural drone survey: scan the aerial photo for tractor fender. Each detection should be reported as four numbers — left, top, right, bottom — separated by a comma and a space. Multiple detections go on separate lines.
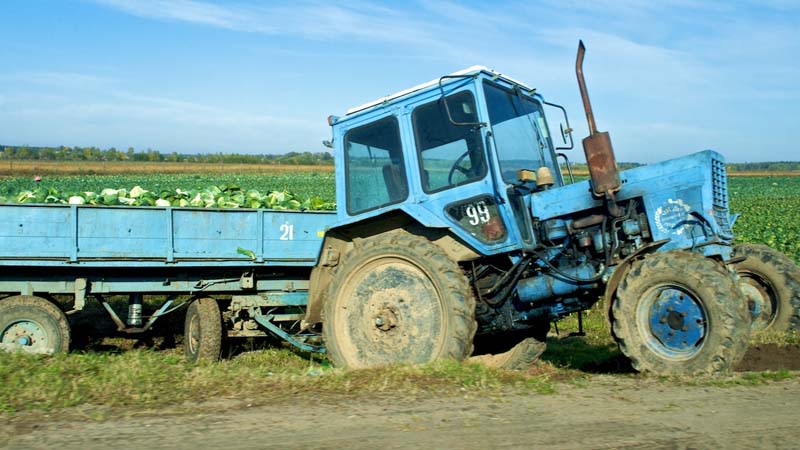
603, 239, 670, 330
303, 233, 351, 328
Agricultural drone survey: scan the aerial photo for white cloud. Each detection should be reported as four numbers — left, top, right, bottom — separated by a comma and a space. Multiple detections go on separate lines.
91, 0, 259, 31
0, 70, 326, 153
90, 0, 460, 52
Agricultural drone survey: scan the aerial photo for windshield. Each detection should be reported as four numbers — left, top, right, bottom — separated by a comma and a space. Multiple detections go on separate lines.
483, 81, 560, 185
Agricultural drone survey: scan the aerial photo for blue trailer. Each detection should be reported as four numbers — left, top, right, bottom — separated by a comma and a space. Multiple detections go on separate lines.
0, 205, 336, 358
2, 42, 798, 374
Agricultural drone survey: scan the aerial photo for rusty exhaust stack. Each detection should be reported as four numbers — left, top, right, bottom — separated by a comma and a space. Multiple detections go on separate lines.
576, 40, 621, 201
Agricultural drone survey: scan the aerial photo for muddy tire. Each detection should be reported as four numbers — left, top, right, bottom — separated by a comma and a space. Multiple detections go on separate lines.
322, 231, 477, 369
732, 244, 800, 332
612, 251, 750, 375
0, 295, 70, 354
184, 297, 223, 362
470, 323, 549, 370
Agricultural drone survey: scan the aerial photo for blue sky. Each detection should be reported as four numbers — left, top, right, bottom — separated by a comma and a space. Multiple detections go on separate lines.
1, 0, 798, 163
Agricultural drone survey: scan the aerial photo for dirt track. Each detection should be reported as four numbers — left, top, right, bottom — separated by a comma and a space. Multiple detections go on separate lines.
2, 374, 799, 450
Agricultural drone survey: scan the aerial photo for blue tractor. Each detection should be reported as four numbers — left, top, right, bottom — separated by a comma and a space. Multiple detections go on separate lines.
308, 41, 800, 374
1, 42, 797, 375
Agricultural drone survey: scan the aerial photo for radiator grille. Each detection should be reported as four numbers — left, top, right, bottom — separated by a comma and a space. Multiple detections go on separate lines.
711, 158, 733, 238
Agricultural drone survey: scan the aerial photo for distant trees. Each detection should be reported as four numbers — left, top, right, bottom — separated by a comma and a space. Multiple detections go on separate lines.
0, 145, 335, 165
727, 162, 800, 172
564, 160, 800, 173
1, 144, 796, 171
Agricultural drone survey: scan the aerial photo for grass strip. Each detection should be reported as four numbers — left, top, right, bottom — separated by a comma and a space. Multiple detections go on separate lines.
0, 349, 557, 413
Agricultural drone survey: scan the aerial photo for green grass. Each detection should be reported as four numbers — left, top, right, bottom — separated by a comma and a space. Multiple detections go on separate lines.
2, 295, 796, 414
0, 349, 556, 413
749, 329, 800, 347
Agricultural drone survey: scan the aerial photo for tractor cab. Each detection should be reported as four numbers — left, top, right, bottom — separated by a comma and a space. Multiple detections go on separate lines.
329, 66, 572, 256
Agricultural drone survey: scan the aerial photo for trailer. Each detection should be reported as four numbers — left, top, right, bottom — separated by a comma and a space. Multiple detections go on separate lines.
0, 205, 334, 358
2, 42, 799, 374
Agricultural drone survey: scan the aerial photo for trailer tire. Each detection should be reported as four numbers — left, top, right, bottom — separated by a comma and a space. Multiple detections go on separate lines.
732, 244, 800, 332
0, 295, 70, 354
322, 231, 476, 369
184, 297, 223, 362
612, 251, 750, 375
469, 323, 549, 370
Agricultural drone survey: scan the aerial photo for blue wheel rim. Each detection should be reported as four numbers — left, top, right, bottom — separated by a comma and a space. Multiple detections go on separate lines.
638, 286, 707, 360
1, 319, 49, 350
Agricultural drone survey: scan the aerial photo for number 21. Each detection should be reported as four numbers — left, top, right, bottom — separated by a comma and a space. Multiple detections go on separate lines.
280, 223, 294, 240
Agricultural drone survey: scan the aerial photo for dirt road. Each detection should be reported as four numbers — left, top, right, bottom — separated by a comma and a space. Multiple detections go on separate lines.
2, 375, 798, 450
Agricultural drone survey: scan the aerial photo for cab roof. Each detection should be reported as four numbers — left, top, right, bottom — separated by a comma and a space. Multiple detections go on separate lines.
343, 65, 535, 118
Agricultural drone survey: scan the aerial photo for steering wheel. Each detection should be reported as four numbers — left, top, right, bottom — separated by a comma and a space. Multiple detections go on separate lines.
448, 150, 472, 185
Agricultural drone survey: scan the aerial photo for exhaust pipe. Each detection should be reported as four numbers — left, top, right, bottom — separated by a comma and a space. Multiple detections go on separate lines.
576, 40, 621, 200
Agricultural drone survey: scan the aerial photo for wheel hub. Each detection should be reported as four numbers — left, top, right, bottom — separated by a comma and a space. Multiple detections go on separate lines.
374, 305, 399, 332
1, 321, 46, 349
649, 288, 705, 352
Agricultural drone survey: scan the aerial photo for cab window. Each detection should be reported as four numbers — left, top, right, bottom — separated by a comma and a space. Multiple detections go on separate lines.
344, 116, 408, 214
412, 91, 486, 193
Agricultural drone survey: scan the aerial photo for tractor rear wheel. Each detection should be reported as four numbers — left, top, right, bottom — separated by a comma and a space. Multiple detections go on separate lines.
612, 251, 749, 375
322, 231, 476, 369
0, 295, 70, 354
184, 297, 223, 362
732, 244, 800, 332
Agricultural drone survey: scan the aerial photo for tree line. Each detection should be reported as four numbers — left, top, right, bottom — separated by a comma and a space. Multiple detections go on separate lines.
726, 161, 800, 172
0, 145, 334, 166
568, 161, 800, 172
2, 145, 798, 171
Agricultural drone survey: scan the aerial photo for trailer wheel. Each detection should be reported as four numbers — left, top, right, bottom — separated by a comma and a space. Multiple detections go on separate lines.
184, 297, 223, 362
469, 324, 549, 370
612, 251, 750, 375
732, 244, 800, 332
0, 295, 70, 354
322, 231, 476, 369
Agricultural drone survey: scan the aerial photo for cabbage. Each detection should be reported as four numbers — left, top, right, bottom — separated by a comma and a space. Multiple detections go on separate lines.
5, 185, 336, 211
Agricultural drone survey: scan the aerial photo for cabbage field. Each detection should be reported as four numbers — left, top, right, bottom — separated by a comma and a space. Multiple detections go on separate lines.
0, 171, 797, 263
729, 176, 800, 264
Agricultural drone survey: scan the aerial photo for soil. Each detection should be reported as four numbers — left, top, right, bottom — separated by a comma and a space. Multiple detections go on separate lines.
735, 343, 800, 371
2, 375, 799, 450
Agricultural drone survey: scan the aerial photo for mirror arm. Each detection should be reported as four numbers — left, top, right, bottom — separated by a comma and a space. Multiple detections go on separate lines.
543, 101, 574, 150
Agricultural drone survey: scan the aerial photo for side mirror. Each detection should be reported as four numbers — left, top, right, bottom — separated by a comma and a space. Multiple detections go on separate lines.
543, 101, 574, 151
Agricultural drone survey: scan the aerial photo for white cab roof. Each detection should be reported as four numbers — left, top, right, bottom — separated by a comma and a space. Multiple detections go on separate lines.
345, 65, 534, 116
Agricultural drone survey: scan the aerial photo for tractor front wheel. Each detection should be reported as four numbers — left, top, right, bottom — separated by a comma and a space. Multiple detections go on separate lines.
612, 251, 749, 375
732, 244, 800, 332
